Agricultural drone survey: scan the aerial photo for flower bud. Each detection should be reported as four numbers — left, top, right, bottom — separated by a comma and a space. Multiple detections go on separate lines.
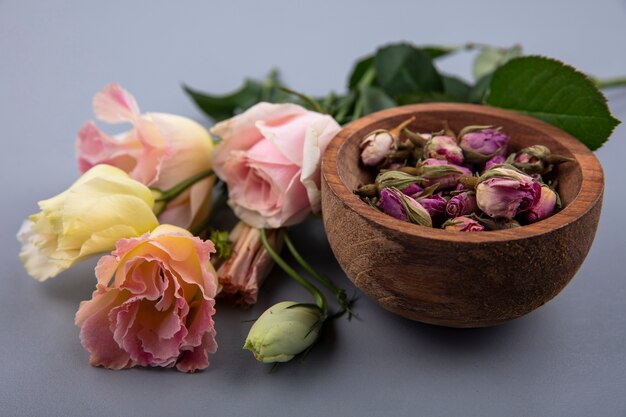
476, 166, 541, 220
442, 216, 485, 232
360, 130, 394, 166
243, 301, 325, 363
459, 127, 509, 164
423, 135, 464, 165
416, 194, 447, 226
513, 145, 551, 174
524, 185, 558, 223
446, 191, 478, 218
484, 154, 506, 171
417, 158, 472, 189
376, 170, 422, 192
379, 187, 432, 227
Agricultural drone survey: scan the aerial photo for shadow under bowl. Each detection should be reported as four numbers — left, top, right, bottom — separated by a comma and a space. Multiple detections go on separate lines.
321, 103, 604, 328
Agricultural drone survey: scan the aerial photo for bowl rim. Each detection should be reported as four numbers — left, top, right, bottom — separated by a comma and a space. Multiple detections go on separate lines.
322, 103, 605, 243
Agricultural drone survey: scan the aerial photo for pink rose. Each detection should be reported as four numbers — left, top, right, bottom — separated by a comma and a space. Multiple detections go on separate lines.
75, 224, 218, 372
76, 84, 215, 229
211, 102, 341, 228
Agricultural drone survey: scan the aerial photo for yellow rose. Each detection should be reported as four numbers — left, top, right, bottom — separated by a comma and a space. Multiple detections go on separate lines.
18, 164, 159, 281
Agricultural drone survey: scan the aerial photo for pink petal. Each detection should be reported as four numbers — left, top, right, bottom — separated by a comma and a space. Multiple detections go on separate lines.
75, 290, 132, 370
76, 121, 140, 174
211, 102, 309, 179
93, 83, 140, 123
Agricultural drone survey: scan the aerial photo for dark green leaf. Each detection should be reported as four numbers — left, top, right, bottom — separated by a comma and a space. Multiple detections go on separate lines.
396, 92, 466, 105
183, 80, 263, 122
359, 86, 397, 115
486, 56, 621, 150
332, 91, 358, 125
442, 75, 472, 101
374, 43, 443, 98
348, 55, 376, 90
468, 74, 492, 104
423, 45, 464, 60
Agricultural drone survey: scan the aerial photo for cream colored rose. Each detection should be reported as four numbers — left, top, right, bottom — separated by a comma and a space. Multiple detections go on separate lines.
18, 164, 159, 281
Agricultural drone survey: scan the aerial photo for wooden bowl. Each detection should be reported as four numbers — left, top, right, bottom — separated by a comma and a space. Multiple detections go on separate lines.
321, 103, 604, 328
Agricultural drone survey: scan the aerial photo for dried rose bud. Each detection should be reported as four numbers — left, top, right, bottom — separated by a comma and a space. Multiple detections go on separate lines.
484, 154, 506, 171
459, 127, 509, 164
442, 216, 485, 232
360, 130, 394, 166
524, 185, 558, 223
418, 158, 472, 189
417, 194, 447, 226
376, 171, 422, 192
402, 183, 423, 196
446, 191, 478, 218
379, 187, 432, 227
423, 135, 464, 165
476, 166, 541, 220
512, 145, 552, 174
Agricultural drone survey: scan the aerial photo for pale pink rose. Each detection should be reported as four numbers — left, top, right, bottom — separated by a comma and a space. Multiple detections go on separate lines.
76, 84, 215, 229
211, 102, 341, 228
215, 222, 284, 306
75, 224, 219, 372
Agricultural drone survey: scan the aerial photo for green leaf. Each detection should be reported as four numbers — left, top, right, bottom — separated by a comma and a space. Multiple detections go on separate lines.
183, 80, 263, 122
442, 75, 472, 101
374, 43, 443, 98
396, 92, 466, 105
348, 55, 376, 90
422, 44, 464, 60
468, 74, 493, 103
332, 91, 358, 125
486, 56, 621, 150
359, 86, 397, 115
473, 45, 523, 81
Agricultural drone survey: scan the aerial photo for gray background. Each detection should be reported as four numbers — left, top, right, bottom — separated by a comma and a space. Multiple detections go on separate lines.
2, 1, 626, 416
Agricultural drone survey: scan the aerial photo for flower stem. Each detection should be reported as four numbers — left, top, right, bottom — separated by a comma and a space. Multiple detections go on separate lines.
260, 229, 328, 315
595, 77, 626, 90
279, 86, 326, 114
152, 169, 214, 216
283, 233, 355, 319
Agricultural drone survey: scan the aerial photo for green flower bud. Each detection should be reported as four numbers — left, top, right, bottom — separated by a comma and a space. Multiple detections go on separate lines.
243, 301, 325, 363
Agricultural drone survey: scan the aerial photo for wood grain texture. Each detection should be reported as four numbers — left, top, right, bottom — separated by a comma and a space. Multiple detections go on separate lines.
321, 103, 604, 328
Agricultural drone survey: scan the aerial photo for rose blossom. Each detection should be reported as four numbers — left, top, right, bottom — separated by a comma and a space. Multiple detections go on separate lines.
446, 191, 478, 218
75, 224, 219, 372
423, 135, 464, 164
524, 185, 558, 223
476, 167, 541, 220
76, 84, 215, 229
442, 216, 485, 232
460, 128, 509, 163
216, 222, 284, 306
17, 164, 159, 281
211, 102, 341, 228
